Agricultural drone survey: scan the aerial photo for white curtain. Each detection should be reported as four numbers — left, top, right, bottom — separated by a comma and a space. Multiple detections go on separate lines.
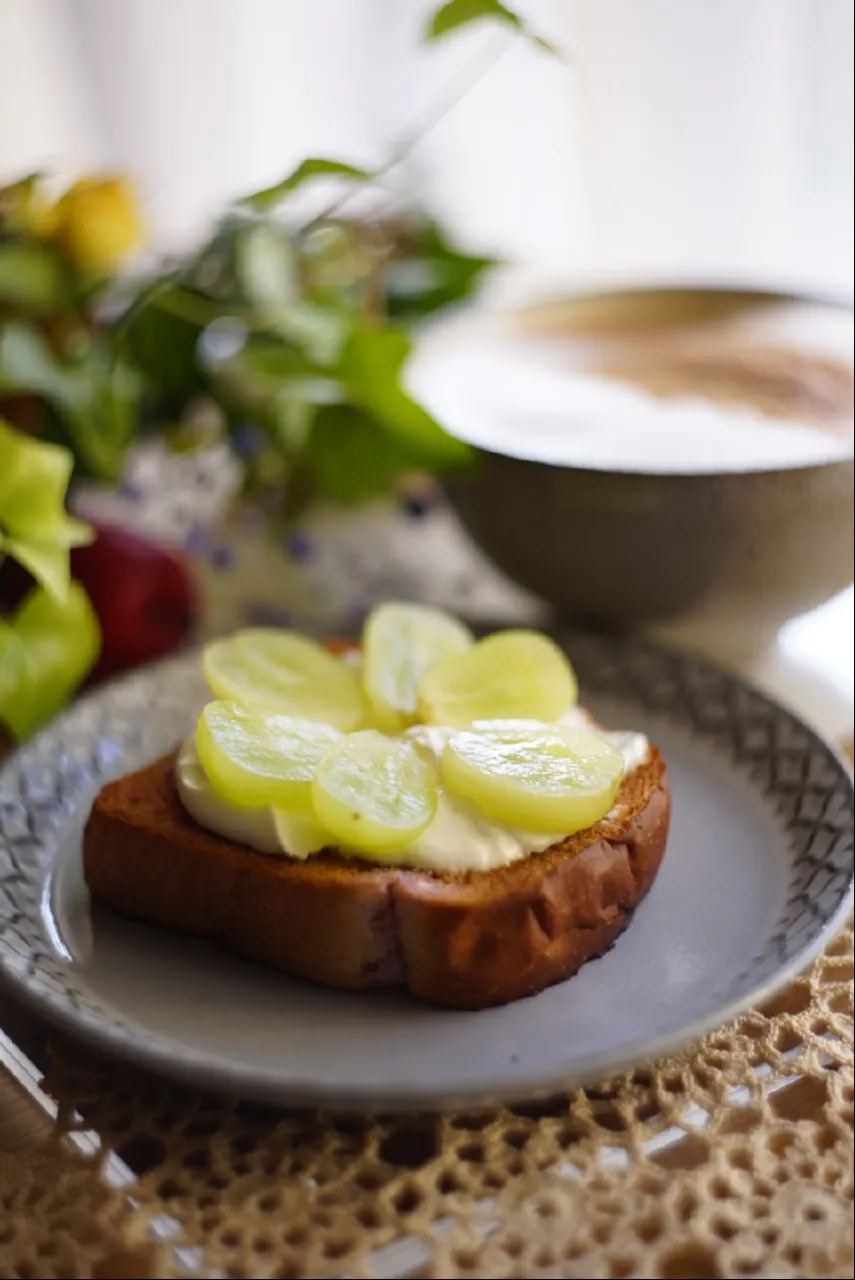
0, 0, 102, 179
566, 0, 854, 292
0, 0, 852, 288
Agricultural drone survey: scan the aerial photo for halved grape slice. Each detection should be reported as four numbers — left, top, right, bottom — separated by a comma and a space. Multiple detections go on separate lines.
419, 629, 577, 728
363, 602, 473, 732
271, 808, 333, 860
312, 730, 438, 857
202, 629, 367, 730
441, 720, 623, 834
197, 700, 341, 807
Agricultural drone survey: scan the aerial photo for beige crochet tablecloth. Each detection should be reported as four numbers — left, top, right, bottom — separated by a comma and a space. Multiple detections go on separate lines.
0, 912, 851, 1280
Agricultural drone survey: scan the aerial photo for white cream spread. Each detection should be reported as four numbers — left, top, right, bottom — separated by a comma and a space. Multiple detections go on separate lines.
175, 708, 649, 873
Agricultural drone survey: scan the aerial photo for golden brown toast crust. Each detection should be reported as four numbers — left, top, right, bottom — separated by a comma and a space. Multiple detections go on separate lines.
83, 749, 669, 1009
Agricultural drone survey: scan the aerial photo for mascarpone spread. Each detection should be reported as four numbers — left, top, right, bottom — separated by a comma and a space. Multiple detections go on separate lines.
175, 708, 649, 873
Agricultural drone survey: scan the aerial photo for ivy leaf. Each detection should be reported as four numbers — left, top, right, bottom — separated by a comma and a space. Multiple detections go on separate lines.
241, 159, 374, 212
338, 325, 472, 469
0, 582, 100, 740
214, 340, 342, 415
384, 220, 495, 323
87, 344, 143, 479
0, 619, 20, 710
0, 418, 92, 601
1, 539, 72, 605
0, 243, 68, 312
275, 300, 349, 366
424, 0, 557, 53
0, 320, 65, 397
425, 0, 521, 40
121, 286, 206, 396
0, 417, 89, 543
236, 222, 300, 311
305, 405, 419, 504
0, 322, 140, 480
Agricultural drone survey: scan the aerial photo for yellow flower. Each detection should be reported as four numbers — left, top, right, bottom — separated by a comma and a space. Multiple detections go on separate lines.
54, 176, 144, 275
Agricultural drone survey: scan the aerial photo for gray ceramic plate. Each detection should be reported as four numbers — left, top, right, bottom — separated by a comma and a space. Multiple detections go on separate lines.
0, 632, 851, 1111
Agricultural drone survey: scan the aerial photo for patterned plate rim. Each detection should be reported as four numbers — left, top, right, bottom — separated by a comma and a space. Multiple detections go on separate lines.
0, 630, 852, 1110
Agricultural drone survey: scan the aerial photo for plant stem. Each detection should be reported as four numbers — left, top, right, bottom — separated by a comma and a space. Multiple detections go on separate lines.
306, 29, 513, 228
390, 30, 513, 170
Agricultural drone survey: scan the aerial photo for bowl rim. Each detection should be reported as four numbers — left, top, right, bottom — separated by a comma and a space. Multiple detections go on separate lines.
512, 278, 855, 321
447, 450, 855, 480
423, 282, 854, 479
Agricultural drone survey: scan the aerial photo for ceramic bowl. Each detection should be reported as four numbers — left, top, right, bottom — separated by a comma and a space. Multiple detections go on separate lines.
442, 286, 854, 658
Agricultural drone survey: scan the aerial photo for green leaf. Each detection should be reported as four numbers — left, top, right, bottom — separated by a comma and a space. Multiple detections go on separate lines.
0, 320, 62, 395
272, 398, 315, 455
384, 220, 495, 323
2, 538, 71, 602
275, 300, 349, 365
144, 285, 224, 327
0, 172, 44, 203
0, 620, 24, 714
0, 416, 79, 537
236, 222, 299, 311
241, 159, 374, 212
213, 340, 342, 417
337, 325, 472, 469
0, 582, 100, 740
186, 223, 245, 303
0, 322, 140, 480
121, 286, 206, 396
229, 341, 313, 383
424, 0, 522, 41
0, 418, 92, 599
0, 243, 68, 311
306, 405, 419, 504
88, 344, 143, 478
299, 221, 377, 292
423, 0, 557, 53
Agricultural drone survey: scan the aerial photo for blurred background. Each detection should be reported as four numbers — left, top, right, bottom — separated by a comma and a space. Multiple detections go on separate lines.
1, 0, 853, 285
0, 0, 852, 745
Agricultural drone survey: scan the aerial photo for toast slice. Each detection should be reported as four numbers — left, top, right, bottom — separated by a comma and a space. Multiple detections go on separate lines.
83, 744, 669, 1009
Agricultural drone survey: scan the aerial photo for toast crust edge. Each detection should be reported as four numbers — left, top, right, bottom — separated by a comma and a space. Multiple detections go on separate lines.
83, 749, 669, 1009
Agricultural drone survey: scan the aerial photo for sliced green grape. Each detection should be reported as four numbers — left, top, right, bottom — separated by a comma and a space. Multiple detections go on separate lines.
419, 629, 577, 728
202, 628, 367, 730
441, 720, 624, 834
196, 700, 341, 807
363, 601, 473, 731
271, 808, 333, 860
312, 730, 438, 857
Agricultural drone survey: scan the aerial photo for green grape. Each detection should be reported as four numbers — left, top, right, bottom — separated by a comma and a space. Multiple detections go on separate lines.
363, 601, 473, 731
196, 701, 341, 808
202, 628, 368, 730
312, 730, 437, 857
420, 629, 577, 728
441, 720, 624, 834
